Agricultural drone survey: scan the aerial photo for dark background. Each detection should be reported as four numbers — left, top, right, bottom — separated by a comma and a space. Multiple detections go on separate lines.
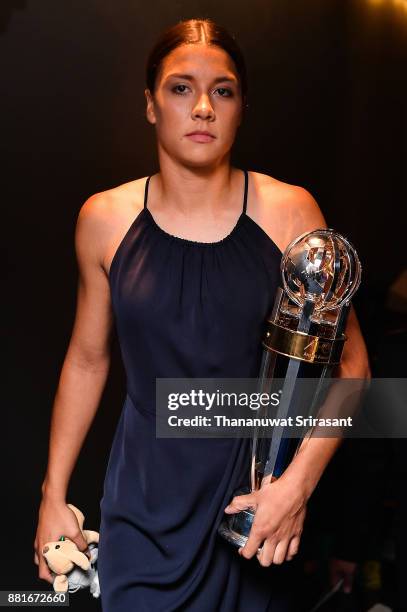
2, 1, 406, 610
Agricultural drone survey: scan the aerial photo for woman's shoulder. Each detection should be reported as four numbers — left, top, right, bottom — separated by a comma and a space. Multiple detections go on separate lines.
249, 169, 320, 213
75, 177, 148, 276
248, 170, 327, 252
77, 176, 148, 240
80, 176, 148, 220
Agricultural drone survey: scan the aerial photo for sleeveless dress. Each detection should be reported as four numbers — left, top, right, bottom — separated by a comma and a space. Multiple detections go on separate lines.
97, 169, 295, 611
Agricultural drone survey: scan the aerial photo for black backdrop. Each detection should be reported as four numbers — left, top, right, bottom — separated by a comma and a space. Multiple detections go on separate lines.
2, 1, 406, 609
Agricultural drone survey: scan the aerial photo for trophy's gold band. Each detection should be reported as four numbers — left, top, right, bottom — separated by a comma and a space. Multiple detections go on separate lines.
262, 321, 346, 364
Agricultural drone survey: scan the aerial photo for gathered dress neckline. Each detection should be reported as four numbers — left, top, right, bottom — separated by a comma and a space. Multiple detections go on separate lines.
108, 169, 282, 281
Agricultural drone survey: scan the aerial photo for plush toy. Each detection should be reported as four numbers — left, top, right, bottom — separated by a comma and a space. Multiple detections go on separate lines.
42, 503, 100, 598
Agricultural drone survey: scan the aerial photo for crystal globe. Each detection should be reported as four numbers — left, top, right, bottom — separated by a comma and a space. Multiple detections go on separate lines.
281, 229, 361, 311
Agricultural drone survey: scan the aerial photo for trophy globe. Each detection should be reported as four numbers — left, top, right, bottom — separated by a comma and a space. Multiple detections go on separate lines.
281, 229, 361, 326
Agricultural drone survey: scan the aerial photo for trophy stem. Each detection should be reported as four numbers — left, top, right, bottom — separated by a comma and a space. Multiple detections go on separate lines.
262, 299, 316, 479
251, 347, 279, 491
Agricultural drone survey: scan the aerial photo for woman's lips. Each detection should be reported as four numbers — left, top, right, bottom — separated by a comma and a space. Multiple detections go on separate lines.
185, 133, 216, 143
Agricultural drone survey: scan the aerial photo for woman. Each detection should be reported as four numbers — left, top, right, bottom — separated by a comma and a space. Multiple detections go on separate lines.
34, 18, 370, 611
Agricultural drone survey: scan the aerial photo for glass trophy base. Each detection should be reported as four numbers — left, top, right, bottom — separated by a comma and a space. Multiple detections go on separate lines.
217, 507, 255, 549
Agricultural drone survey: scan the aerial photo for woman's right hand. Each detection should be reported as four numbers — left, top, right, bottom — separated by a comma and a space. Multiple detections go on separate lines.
33, 496, 91, 584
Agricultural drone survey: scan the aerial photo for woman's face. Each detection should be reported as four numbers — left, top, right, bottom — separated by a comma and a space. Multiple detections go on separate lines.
145, 43, 243, 167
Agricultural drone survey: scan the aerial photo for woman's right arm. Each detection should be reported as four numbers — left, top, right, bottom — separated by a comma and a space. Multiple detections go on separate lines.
34, 193, 114, 583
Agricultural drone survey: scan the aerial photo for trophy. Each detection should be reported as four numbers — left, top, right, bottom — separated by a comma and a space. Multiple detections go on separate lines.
218, 228, 362, 549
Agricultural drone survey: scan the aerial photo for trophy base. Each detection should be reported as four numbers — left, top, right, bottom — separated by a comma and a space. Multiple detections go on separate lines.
217, 484, 255, 549
217, 507, 255, 549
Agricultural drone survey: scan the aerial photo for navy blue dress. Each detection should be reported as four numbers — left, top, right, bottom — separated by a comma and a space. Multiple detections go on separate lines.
98, 169, 295, 611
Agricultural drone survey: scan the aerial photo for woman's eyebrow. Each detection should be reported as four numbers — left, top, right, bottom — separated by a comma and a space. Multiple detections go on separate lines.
166, 73, 238, 84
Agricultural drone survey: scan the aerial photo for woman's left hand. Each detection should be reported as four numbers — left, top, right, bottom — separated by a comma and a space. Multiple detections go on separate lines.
223, 474, 307, 566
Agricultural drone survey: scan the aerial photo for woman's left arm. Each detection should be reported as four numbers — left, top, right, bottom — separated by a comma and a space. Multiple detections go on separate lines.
281, 304, 371, 499
223, 186, 371, 566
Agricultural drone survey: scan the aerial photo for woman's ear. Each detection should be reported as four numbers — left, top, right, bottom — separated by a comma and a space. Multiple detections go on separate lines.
145, 89, 156, 125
